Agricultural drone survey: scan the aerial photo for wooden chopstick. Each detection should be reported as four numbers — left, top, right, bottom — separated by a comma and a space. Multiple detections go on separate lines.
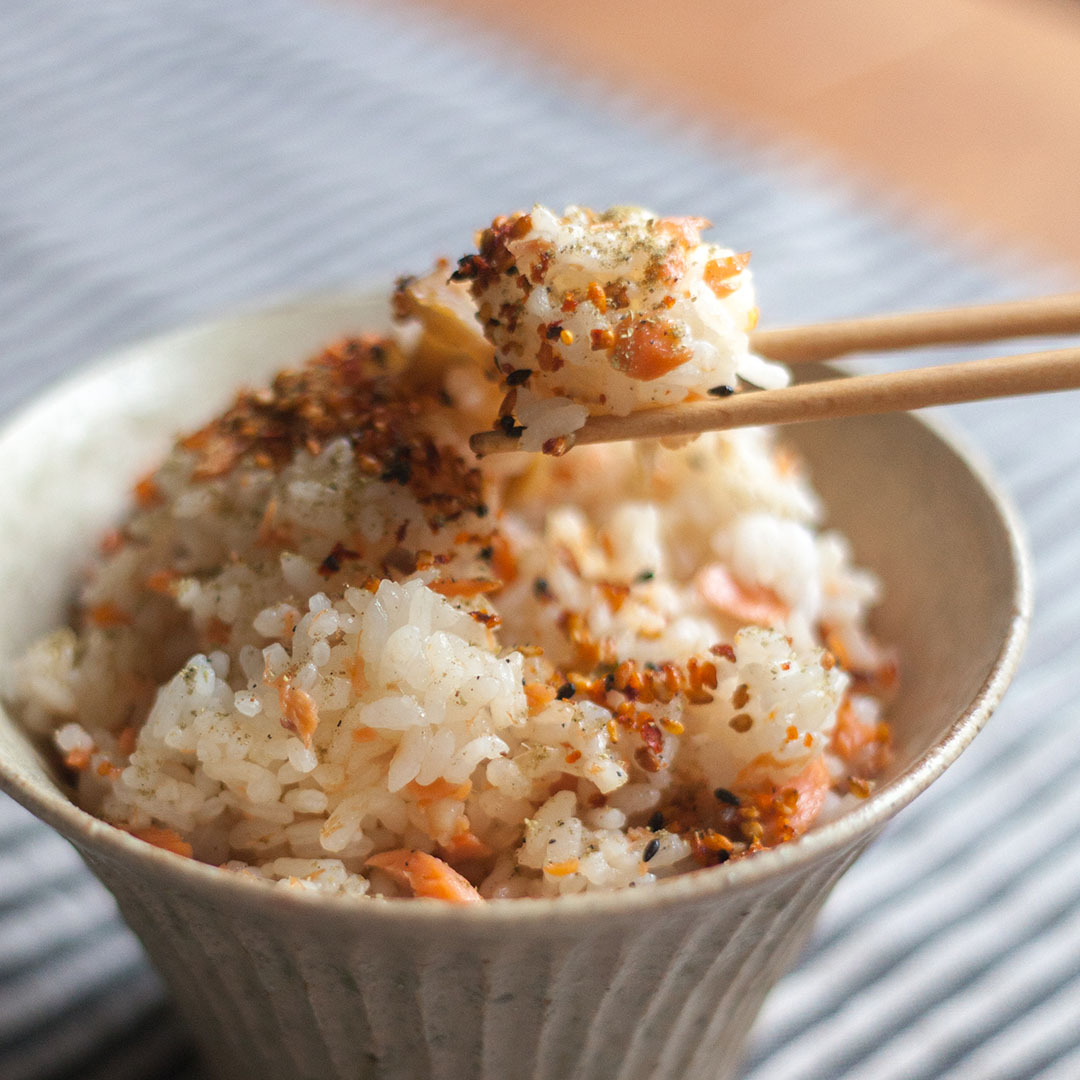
469, 346, 1080, 455
750, 291, 1080, 363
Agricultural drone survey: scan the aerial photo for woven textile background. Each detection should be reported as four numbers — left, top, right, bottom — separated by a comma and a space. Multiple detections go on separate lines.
1, 3, 1078, 1078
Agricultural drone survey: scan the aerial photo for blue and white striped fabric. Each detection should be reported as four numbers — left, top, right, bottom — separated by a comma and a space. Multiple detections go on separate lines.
0, 3, 1077, 1078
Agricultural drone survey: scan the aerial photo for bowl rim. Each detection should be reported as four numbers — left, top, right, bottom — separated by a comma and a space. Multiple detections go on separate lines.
0, 288, 1033, 926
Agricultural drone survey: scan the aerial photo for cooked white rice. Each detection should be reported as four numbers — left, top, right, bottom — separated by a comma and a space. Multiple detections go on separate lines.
11, 266, 895, 903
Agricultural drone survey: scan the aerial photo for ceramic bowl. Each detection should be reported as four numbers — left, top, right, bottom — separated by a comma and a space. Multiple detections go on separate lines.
0, 292, 1030, 1080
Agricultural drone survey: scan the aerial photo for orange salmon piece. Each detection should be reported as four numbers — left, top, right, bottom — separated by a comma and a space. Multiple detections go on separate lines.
697, 563, 789, 626
366, 850, 483, 904
144, 569, 179, 596
133, 473, 163, 508
524, 682, 557, 715
703, 252, 751, 297
612, 319, 692, 381
87, 602, 133, 629
131, 826, 194, 858
830, 697, 891, 776
63, 747, 92, 771
489, 530, 517, 585
441, 827, 492, 863
278, 684, 319, 747
780, 756, 831, 836
116, 726, 138, 755
405, 777, 472, 806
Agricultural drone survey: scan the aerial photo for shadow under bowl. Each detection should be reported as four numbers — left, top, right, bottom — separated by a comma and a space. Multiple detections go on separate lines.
0, 291, 1030, 1080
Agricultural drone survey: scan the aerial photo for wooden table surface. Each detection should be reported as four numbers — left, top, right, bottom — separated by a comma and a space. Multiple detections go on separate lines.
407, 0, 1080, 274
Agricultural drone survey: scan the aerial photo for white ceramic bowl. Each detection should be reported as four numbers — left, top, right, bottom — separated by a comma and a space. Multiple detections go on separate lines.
0, 292, 1030, 1080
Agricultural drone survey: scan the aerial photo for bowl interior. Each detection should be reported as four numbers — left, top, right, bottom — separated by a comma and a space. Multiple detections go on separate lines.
0, 291, 1028, 892
790, 400, 1025, 779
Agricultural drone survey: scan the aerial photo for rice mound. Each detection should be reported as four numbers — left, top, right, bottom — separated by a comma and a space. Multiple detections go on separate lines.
12, 281, 895, 902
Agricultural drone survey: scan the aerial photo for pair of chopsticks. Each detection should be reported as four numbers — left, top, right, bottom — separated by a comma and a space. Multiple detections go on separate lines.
470, 293, 1080, 455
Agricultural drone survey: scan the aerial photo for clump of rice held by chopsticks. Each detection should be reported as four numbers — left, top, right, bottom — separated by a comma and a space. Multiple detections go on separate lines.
452, 204, 788, 452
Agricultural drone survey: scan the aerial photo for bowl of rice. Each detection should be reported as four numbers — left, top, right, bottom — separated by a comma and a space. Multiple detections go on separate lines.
0, 210, 1030, 1080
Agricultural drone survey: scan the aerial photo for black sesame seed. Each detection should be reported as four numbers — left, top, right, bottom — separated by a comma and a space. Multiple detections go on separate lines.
647, 810, 664, 832
708, 384, 736, 397
478, 546, 493, 560
555, 683, 575, 700
475, 503, 489, 517
449, 255, 480, 282
714, 787, 740, 807
506, 368, 532, 386
533, 578, 551, 598
321, 551, 341, 574
545, 323, 563, 341
643, 838, 661, 862
635, 569, 655, 583
496, 413, 525, 438
380, 449, 413, 486
714, 849, 731, 864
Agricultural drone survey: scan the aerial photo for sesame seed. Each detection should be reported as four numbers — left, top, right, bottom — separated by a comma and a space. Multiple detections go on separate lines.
647, 810, 664, 832
643, 838, 660, 862
729, 713, 753, 733
498, 415, 525, 438
714, 787, 740, 807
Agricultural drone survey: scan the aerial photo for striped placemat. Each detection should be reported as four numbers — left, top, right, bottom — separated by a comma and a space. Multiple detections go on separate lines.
0, 2, 1077, 1078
